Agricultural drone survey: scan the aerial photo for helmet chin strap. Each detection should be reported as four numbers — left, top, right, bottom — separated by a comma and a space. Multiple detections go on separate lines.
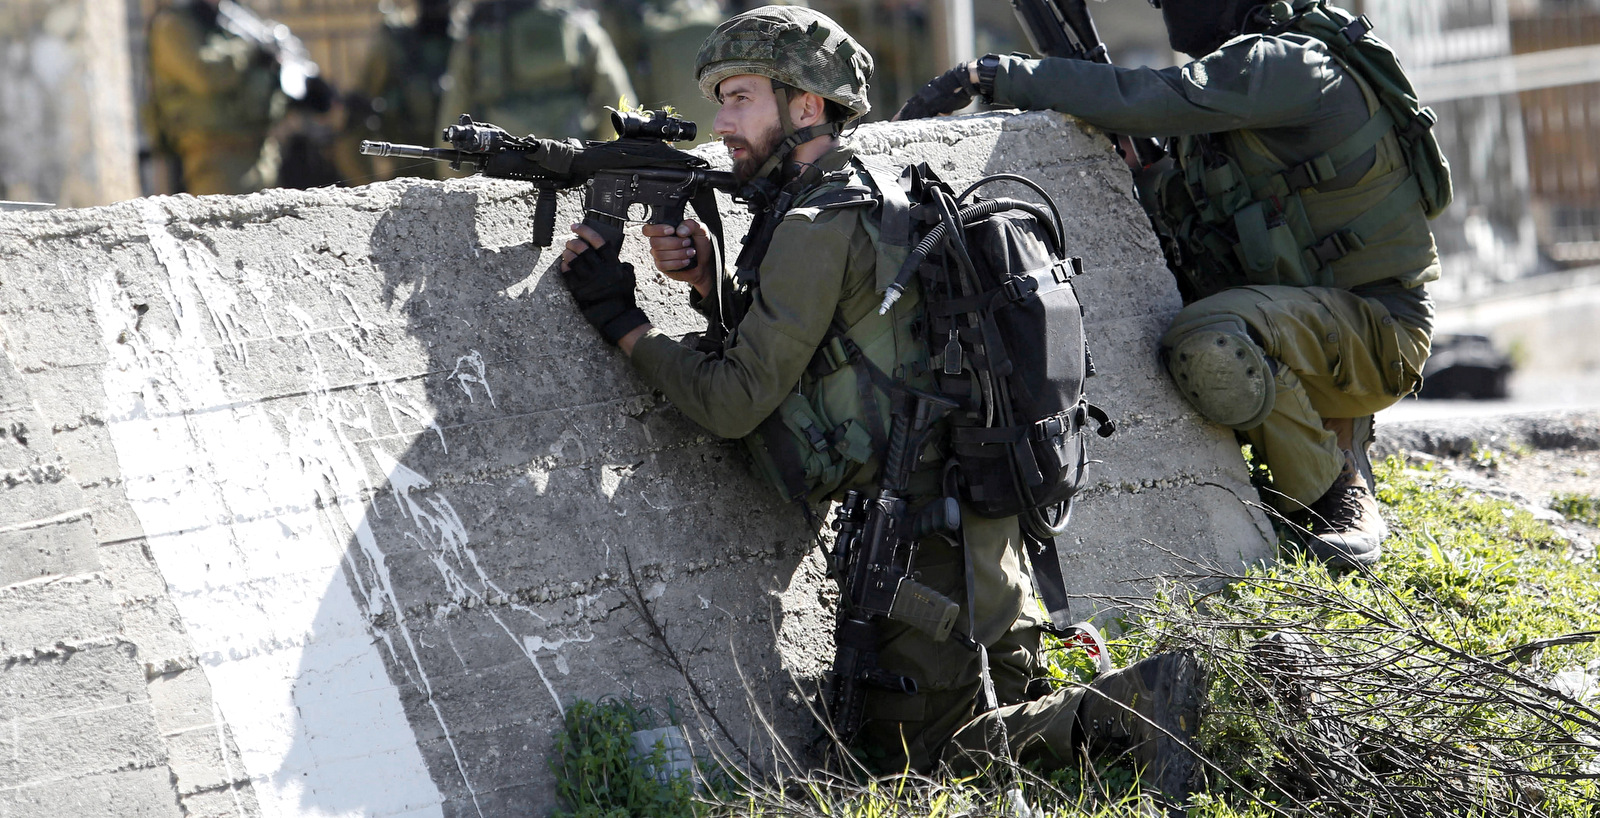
749, 80, 843, 185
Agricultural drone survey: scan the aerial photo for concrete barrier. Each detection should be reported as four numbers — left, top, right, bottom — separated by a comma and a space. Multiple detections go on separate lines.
0, 112, 1272, 817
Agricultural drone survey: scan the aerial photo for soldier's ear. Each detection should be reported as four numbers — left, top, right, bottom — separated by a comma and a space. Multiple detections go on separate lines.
792, 91, 827, 128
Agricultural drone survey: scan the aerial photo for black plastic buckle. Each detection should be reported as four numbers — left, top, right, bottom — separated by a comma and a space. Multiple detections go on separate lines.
1050, 258, 1083, 285
1002, 274, 1040, 303
1342, 14, 1373, 44
1403, 107, 1439, 141
1312, 230, 1361, 265
1032, 414, 1068, 441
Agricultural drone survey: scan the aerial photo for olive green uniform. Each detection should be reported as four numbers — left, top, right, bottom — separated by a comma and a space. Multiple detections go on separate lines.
437, 0, 635, 143
630, 145, 1094, 772
991, 32, 1438, 508
147, 0, 283, 195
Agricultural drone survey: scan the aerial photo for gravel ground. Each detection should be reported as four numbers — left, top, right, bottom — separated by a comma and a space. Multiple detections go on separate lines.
1375, 408, 1600, 559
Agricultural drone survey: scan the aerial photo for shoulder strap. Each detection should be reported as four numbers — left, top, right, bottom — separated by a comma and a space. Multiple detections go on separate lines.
855, 158, 914, 294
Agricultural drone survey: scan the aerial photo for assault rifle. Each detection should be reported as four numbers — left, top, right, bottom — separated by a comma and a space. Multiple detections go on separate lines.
825, 390, 963, 744
215, 0, 331, 109
360, 110, 735, 249
1009, 0, 1167, 168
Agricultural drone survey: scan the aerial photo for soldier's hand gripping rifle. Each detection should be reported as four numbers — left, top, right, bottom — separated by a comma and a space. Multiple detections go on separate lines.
1008, 0, 1167, 167
825, 389, 965, 745
360, 110, 736, 250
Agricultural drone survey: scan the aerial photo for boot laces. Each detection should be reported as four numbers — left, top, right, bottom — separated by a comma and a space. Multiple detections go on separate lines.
1308, 481, 1369, 533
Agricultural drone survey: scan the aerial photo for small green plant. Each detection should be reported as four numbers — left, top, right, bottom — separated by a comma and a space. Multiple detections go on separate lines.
1551, 492, 1600, 527
549, 697, 694, 818
1468, 442, 1505, 470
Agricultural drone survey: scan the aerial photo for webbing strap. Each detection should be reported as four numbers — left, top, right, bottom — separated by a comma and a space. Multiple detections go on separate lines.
1253, 108, 1394, 193
857, 160, 913, 294
1304, 175, 1423, 273
1026, 532, 1074, 631
688, 185, 731, 338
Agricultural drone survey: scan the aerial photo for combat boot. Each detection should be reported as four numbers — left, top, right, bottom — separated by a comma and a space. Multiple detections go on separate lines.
1293, 448, 1387, 569
1077, 651, 1203, 810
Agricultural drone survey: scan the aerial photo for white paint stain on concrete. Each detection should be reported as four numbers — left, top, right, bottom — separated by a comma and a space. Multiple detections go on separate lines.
448, 350, 496, 407
83, 200, 447, 818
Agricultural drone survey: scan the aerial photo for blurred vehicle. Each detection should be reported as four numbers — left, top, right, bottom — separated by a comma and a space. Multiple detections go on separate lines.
1417, 333, 1514, 400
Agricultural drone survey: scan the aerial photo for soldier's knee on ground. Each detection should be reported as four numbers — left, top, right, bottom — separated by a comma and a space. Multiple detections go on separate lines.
1162, 314, 1275, 430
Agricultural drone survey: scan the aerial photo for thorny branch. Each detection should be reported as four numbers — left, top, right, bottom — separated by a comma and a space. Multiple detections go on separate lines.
1096, 562, 1600, 818
618, 547, 754, 768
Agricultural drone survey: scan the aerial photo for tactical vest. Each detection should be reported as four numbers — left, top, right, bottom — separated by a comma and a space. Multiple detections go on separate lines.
1147, 0, 1450, 301
462, 0, 594, 138
741, 159, 935, 505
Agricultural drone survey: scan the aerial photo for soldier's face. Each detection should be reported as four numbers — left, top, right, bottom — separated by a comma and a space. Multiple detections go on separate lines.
713, 75, 786, 183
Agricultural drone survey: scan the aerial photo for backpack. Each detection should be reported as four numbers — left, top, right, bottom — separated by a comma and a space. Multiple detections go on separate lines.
741, 159, 1113, 631
1270, 0, 1452, 219
885, 165, 1114, 538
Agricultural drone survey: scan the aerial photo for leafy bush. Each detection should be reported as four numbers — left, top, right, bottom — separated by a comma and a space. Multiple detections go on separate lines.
549, 697, 694, 818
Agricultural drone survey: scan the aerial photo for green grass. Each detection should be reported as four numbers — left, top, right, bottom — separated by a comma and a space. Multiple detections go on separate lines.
1552, 492, 1600, 527
1140, 456, 1600, 817
554, 456, 1600, 817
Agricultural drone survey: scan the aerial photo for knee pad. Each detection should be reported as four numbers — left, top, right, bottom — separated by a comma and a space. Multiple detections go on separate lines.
1164, 317, 1275, 430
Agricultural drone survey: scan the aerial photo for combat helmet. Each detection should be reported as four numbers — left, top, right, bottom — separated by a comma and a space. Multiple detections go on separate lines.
695, 5, 873, 182
1150, 0, 1266, 58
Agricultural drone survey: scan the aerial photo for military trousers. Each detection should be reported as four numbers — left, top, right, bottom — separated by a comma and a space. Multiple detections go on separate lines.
853, 506, 1080, 773
1162, 285, 1431, 509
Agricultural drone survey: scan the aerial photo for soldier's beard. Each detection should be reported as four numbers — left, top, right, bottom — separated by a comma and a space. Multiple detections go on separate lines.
727, 122, 786, 184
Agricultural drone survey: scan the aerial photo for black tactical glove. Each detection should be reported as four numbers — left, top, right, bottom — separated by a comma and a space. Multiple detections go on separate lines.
893, 63, 976, 121
560, 242, 649, 346
893, 56, 1001, 121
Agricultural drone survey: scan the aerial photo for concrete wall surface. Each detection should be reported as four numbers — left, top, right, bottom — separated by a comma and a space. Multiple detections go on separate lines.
0, 0, 140, 207
0, 112, 1272, 818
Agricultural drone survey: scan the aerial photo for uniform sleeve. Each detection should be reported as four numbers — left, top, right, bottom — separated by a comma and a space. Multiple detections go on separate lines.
148, 12, 254, 96
629, 213, 855, 440
994, 36, 1338, 138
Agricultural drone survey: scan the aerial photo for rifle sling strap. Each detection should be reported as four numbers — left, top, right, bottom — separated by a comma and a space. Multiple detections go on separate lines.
1025, 532, 1075, 632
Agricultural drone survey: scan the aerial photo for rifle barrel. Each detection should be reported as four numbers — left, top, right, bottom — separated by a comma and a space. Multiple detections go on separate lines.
360, 141, 469, 164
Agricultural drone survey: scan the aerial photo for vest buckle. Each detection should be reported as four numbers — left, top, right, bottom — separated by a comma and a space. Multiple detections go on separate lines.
1341, 15, 1373, 44
1404, 107, 1439, 141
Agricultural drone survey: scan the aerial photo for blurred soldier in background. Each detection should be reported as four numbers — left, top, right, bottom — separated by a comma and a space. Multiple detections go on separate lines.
597, 0, 724, 144
818, 0, 936, 119
437, 0, 635, 143
338, 0, 461, 182
147, 0, 285, 194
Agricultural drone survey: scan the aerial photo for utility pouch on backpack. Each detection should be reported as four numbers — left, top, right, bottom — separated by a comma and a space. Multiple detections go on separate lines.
886, 165, 1111, 532
941, 212, 1091, 519
744, 391, 874, 504
1232, 200, 1317, 288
